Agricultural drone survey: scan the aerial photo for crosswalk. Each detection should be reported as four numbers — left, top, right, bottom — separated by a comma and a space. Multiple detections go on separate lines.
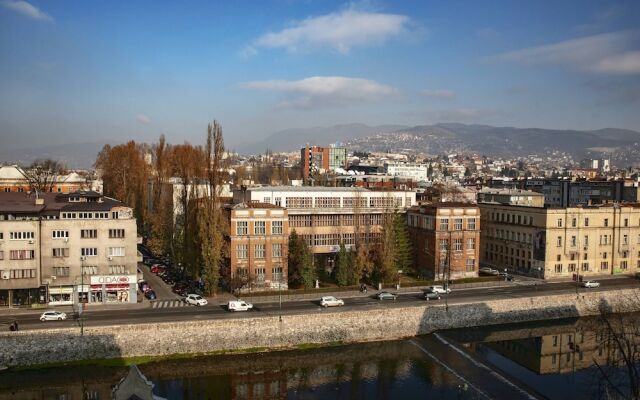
150, 300, 188, 309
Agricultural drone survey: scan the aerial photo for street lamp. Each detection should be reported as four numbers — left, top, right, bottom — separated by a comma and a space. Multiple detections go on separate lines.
79, 256, 86, 337
278, 273, 282, 323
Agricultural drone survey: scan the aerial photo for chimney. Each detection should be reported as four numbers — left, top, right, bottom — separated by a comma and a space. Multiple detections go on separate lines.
35, 198, 44, 205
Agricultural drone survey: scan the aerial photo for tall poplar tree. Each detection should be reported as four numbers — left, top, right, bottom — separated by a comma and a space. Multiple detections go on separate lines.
335, 242, 350, 286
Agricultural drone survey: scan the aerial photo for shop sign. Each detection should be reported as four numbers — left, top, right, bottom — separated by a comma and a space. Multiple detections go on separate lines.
90, 275, 135, 285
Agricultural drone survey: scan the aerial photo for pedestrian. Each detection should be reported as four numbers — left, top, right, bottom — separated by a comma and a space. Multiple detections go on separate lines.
14, 321, 18, 331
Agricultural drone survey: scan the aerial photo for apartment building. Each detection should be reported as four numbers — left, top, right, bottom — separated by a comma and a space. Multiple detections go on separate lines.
407, 203, 480, 280
300, 146, 347, 178
0, 191, 138, 307
384, 162, 429, 183
479, 191, 640, 279
233, 186, 417, 267
225, 202, 289, 290
519, 178, 640, 207
0, 165, 89, 193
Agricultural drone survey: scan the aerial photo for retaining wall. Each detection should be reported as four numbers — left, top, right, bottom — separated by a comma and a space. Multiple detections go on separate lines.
2, 289, 639, 367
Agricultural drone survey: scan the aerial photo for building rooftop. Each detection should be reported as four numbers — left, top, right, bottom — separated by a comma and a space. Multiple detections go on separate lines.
0, 192, 125, 213
230, 202, 284, 210
243, 185, 414, 193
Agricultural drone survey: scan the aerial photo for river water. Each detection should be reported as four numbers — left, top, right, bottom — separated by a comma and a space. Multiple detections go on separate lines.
1, 314, 638, 399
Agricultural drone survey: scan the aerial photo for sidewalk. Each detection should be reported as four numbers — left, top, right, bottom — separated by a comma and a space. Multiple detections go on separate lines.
0, 300, 149, 316
545, 273, 637, 283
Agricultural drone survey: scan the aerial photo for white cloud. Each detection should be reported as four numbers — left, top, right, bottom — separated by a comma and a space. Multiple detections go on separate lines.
421, 89, 456, 99
490, 31, 640, 75
240, 76, 397, 109
0, 0, 52, 21
136, 114, 151, 125
249, 8, 410, 54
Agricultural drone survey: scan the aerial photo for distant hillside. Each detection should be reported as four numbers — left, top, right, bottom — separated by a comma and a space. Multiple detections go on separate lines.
0, 141, 110, 169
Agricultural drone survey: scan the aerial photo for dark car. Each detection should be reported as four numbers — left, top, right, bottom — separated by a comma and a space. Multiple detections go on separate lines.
144, 290, 157, 300
376, 292, 397, 300
423, 290, 441, 301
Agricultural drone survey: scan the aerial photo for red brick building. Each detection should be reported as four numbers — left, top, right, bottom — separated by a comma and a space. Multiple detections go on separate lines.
407, 203, 480, 280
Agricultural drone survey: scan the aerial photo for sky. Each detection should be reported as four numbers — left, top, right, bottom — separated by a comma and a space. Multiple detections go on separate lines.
1, 0, 640, 151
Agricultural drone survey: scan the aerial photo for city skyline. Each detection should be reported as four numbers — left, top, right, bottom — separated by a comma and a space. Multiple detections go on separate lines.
1, 0, 639, 151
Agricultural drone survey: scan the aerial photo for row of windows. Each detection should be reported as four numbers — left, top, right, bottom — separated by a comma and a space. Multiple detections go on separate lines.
0, 269, 36, 279
437, 238, 476, 251
437, 258, 476, 272
236, 266, 284, 282
268, 196, 408, 209
79, 247, 126, 257
53, 265, 128, 276
8, 231, 35, 240
236, 244, 283, 259
289, 214, 385, 228
490, 212, 534, 225
61, 212, 113, 219
51, 229, 126, 239
8, 250, 35, 260
438, 218, 477, 231
298, 232, 382, 247
236, 221, 283, 236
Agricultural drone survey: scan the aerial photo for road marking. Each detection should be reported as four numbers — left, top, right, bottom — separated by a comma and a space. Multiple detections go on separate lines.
151, 300, 187, 309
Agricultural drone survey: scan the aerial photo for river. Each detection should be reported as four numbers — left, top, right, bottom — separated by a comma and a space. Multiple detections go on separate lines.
1, 313, 638, 399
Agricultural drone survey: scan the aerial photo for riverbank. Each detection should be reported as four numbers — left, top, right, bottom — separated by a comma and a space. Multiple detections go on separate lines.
2, 288, 639, 368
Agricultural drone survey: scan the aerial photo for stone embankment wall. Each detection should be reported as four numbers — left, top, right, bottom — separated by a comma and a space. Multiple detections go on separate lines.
2, 289, 639, 367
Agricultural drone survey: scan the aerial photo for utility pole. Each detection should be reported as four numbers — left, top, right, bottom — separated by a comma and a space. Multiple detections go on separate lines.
80, 256, 86, 337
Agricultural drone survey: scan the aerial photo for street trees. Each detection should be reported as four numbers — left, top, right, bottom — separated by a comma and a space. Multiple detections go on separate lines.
288, 230, 315, 288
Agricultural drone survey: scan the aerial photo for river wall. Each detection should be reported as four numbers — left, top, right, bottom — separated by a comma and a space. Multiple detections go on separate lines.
2, 289, 639, 367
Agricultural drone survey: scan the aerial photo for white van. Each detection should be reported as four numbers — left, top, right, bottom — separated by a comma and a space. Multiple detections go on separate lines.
228, 300, 253, 312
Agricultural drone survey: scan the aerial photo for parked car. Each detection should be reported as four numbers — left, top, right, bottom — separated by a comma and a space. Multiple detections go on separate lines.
138, 280, 149, 292
479, 267, 499, 275
144, 290, 157, 300
423, 290, 442, 301
320, 296, 344, 307
40, 311, 67, 322
228, 300, 253, 311
150, 264, 165, 274
185, 294, 208, 306
376, 292, 397, 300
581, 280, 601, 288
427, 285, 451, 294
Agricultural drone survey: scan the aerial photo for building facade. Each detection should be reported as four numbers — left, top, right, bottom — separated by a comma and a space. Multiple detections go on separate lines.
226, 203, 288, 291
300, 146, 347, 178
479, 197, 640, 279
0, 191, 138, 307
384, 162, 429, 183
0, 165, 90, 193
407, 203, 481, 280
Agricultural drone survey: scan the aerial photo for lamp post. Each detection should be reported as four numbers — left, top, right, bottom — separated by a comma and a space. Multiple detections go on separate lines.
278, 273, 282, 322
79, 256, 86, 337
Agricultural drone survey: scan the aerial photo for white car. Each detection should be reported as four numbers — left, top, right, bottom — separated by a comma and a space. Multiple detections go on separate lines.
40, 311, 67, 322
479, 267, 499, 275
427, 285, 451, 294
320, 296, 344, 307
184, 294, 208, 306
228, 300, 253, 312
581, 280, 601, 288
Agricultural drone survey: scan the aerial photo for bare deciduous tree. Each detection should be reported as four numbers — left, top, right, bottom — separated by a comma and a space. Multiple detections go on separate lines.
19, 159, 67, 193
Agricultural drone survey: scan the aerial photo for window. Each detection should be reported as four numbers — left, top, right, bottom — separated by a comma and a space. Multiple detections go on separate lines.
621, 261, 628, 270
600, 261, 608, 271
272, 266, 283, 282
53, 267, 70, 277
557, 218, 563, 228
556, 236, 562, 247
439, 239, 448, 251
557, 255, 561, 261
82, 265, 98, 275
584, 218, 589, 227
275, 197, 282, 207
272, 221, 283, 235
52, 230, 69, 239
553, 336, 558, 346
254, 221, 266, 235
52, 248, 69, 258
108, 229, 125, 238
236, 245, 248, 259
272, 243, 282, 258
255, 244, 265, 259
236, 221, 248, 235
81, 248, 97, 257
571, 236, 576, 247
454, 218, 463, 230
555, 264, 562, 273
9, 269, 36, 279
466, 258, 474, 272
603, 252, 608, 259
581, 262, 589, 271
439, 218, 449, 231
604, 218, 609, 227
453, 239, 463, 251
109, 265, 126, 274
467, 238, 476, 250
624, 218, 629, 227
584, 236, 589, 247
468, 218, 476, 230
255, 267, 265, 283
10, 250, 35, 260
572, 218, 577, 227
237, 267, 248, 277
81, 229, 97, 239
568, 263, 576, 272
108, 247, 125, 257
623, 235, 628, 245
9, 231, 34, 240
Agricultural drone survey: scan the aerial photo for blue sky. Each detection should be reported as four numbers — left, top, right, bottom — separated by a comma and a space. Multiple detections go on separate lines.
1, 0, 639, 150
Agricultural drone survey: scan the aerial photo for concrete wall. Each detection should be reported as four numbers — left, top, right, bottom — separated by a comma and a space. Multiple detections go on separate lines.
2, 289, 639, 368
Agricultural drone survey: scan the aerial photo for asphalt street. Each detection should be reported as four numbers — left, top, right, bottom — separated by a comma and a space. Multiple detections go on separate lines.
3, 276, 638, 332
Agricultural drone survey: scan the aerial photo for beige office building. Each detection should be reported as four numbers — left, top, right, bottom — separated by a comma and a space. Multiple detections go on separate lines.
479, 189, 640, 279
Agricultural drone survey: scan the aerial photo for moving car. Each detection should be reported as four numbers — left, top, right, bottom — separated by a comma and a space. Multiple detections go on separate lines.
228, 300, 253, 311
40, 311, 67, 322
423, 290, 442, 301
376, 292, 397, 300
427, 285, 451, 294
479, 267, 499, 275
581, 280, 601, 288
185, 294, 208, 306
144, 290, 157, 300
320, 296, 344, 307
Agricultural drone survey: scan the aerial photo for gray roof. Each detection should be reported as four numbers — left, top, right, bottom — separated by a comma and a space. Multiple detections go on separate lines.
244, 186, 395, 193
0, 192, 124, 214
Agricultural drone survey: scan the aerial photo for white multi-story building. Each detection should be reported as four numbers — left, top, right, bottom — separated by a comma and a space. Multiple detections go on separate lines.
384, 162, 429, 183
0, 191, 138, 307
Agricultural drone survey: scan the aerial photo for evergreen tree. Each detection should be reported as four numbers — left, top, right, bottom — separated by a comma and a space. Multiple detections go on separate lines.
288, 230, 315, 288
335, 242, 351, 286
374, 212, 396, 284
394, 212, 413, 275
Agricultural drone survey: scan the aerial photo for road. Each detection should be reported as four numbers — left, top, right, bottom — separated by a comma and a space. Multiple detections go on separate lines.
4, 277, 638, 332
